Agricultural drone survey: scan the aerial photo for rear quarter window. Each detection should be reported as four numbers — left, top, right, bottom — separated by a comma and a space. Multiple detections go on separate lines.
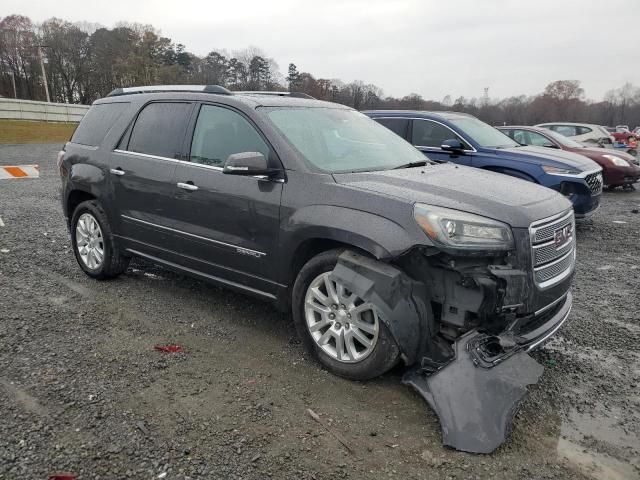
71, 102, 129, 147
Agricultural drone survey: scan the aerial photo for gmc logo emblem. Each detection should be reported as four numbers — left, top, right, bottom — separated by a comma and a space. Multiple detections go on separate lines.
554, 224, 573, 248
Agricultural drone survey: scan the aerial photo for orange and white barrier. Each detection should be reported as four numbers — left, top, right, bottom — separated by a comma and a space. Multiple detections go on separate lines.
0, 165, 40, 179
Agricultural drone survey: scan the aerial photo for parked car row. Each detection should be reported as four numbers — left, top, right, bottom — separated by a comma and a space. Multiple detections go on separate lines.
366, 111, 605, 217
537, 122, 639, 158
497, 126, 640, 189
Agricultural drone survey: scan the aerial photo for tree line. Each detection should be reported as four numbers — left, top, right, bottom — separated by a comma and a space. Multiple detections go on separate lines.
1, 14, 639, 127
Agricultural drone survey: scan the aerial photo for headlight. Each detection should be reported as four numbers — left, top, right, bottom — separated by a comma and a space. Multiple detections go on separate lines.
542, 165, 581, 175
414, 204, 514, 251
602, 154, 630, 166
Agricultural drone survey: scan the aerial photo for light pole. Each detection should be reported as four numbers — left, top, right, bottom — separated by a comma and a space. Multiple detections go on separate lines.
37, 44, 51, 103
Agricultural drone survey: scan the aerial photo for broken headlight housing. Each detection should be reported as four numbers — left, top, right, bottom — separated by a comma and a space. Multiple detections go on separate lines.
414, 204, 514, 251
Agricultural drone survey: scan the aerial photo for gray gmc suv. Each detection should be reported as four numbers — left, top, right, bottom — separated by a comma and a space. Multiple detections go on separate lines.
59, 86, 575, 452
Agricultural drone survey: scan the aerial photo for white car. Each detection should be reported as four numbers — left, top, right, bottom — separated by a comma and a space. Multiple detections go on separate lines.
535, 122, 614, 145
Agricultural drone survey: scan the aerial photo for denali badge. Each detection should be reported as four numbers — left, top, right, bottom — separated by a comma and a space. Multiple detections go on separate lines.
554, 224, 573, 248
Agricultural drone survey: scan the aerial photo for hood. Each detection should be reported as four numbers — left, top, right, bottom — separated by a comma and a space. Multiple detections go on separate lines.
333, 163, 572, 228
492, 145, 600, 172
573, 146, 637, 163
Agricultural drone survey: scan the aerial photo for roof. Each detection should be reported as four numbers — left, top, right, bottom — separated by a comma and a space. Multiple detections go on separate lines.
497, 125, 548, 131
535, 122, 605, 128
363, 110, 475, 120
100, 85, 344, 109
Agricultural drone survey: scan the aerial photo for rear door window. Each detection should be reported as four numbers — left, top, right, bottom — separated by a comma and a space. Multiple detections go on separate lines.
71, 102, 129, 146
374, 118, 410, 140
127, 102, 192, 159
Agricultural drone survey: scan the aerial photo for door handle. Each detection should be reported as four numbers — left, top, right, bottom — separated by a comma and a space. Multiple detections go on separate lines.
177, 182, 199, 191
110, 168, 125, 176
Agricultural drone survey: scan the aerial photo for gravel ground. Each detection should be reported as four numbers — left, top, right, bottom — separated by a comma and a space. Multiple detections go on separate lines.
0, 143, 638, 480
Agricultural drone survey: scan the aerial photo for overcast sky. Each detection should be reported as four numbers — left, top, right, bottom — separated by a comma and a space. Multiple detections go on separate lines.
4, 0, 638, 101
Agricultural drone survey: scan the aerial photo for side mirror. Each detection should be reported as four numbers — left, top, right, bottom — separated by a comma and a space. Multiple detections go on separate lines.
543, 143, 560, 149
441, 139, 466, 153
223, 152, 279, 177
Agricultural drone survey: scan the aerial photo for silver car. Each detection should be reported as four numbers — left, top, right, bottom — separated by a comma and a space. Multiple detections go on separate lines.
536, 122, 614, 145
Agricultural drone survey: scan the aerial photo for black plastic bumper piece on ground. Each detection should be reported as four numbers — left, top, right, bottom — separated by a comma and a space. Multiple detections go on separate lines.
403, 330, 544, 454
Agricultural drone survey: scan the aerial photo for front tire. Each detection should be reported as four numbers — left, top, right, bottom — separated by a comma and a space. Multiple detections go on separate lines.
292, 249, 399, 380
70, 200, 130, 279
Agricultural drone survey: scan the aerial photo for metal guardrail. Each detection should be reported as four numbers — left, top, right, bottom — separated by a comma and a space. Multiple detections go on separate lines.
0, 98, 89, 123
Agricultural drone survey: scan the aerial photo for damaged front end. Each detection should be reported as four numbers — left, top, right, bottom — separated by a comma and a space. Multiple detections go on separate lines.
330, 225, 574, 453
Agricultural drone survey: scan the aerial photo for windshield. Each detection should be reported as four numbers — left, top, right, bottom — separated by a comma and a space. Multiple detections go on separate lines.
448, 117, 519, 149
265, 108, 428, 173
544, 129, 585, 148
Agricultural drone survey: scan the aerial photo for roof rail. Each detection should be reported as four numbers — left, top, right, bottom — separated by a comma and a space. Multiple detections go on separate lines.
106, 85, 232, 97
235, 91, 316, 100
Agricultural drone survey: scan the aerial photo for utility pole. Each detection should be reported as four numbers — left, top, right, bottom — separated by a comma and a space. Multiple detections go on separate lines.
37, 45, 50, 102
8, 71, 17, 99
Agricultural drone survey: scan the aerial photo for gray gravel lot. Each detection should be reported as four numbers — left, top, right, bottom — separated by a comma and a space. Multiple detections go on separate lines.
0, 143, 638, 480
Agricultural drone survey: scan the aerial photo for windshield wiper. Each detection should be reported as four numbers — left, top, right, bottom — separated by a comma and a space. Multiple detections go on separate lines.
392, 160, 429, 170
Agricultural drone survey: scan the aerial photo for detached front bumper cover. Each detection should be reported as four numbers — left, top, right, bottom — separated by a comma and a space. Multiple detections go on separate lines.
330, 251, 572, 454
403, 332, 543, 454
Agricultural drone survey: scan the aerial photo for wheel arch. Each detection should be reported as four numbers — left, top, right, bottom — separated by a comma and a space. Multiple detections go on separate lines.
66, 189, 97, 224
282, 205, 420, 287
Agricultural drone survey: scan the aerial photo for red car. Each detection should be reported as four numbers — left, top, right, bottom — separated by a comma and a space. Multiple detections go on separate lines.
499, 126, 640, 189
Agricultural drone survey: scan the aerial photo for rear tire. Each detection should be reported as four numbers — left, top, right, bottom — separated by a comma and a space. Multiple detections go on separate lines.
292, 249, 399, 380
70, 200, 130, 279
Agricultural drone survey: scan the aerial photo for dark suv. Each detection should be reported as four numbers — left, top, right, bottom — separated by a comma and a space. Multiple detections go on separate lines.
59, 87, 574, 446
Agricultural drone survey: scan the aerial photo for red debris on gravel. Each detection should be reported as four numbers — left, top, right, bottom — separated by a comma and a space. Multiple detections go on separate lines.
154, 344, 183, 353
49, 474, 76, 480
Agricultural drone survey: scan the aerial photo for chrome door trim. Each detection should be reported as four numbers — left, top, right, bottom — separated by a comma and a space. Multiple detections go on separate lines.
113, 149, 284, 181
120, 214, 267, 257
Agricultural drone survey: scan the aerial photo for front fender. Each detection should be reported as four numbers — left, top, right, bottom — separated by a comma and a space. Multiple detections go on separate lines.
283, 205, 425, 260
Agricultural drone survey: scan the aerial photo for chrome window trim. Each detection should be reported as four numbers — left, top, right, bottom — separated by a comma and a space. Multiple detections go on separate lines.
371, 116, 478, 153
121, 214, 266, 257
113, 149, 284, 182
114, 149, 223, 171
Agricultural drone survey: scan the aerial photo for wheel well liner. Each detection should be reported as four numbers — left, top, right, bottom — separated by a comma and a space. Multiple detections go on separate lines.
66, 190, 96, 220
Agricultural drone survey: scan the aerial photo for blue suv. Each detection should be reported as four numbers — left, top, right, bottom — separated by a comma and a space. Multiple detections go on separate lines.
365, 111, 602, 218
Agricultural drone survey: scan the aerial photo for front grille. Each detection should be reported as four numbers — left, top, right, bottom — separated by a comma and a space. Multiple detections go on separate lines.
535, 251, 575, 284
585, 171, 603, 195
530, 210, 576, 288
